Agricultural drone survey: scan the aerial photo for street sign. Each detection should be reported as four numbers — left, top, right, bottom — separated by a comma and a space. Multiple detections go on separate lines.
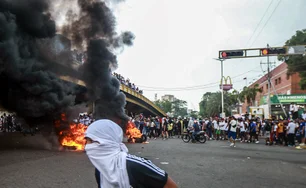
287, 45, 306, 55
218, 45, 306, 59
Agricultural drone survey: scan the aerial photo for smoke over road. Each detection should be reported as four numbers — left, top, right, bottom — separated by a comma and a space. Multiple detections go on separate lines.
0, 0, 76, 125
0, 0, 134, 128
60, 0, 134, 126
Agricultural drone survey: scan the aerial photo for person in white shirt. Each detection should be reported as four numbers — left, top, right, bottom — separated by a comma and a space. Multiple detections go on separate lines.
187, 117, 194, 131
239, 119, 246, 142
287, 120, 296, 146
293, 104, 299, 120
219, 118, 225, 140
289, 103, 294, 118
302, 111, 306, 120
212, 118, 218, 139
228, 116, 238, 147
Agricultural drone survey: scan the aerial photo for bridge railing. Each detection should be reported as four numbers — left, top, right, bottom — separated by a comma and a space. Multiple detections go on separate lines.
120, 84, 166, 116
59, 75, 166, 116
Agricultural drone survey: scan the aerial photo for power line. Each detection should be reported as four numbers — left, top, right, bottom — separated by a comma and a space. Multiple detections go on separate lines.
142, 79, 248, 92
249, 0, 282, 47
245, 0, 275, 48
138, 66, 261, 89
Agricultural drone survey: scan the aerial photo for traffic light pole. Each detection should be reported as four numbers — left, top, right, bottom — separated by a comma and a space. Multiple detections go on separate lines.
267, 44, 272, 119
221, 59, 224, 118
214, 58, 225, 118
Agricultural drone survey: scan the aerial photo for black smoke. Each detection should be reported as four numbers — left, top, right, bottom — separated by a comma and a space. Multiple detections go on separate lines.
62, 0, 135, 127
0, 0, 134, 129
0, 0, 77, 124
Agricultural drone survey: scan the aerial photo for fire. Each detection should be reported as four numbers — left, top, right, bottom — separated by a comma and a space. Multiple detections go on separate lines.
59, 123, 87, 150
57, 113, 88, 151
125, 121, 142, 143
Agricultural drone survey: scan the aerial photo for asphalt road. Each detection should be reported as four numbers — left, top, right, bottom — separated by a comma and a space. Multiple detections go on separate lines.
0, 134, 306, 188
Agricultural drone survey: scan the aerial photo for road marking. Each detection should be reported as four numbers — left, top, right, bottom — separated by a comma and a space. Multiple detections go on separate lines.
155, 158, 159, 159
160, 162, 169, 165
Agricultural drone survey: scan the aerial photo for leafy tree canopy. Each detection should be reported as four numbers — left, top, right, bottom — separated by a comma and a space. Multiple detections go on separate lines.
154, 98, 188, 117
278, 29, 306, 89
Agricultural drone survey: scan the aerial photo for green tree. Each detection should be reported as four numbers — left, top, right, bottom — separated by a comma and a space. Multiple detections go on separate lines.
154, 98, 188, 117
278, 29, 306, 89
189, 110, 199, 119
154, 99, 172, 113
199, 92, 211, 117
239, 84, 262, 106
199, 91, 241, 117
172, 99, 188, 117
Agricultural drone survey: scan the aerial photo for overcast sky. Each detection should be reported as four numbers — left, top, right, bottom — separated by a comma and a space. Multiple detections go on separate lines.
114, 0, 306, 111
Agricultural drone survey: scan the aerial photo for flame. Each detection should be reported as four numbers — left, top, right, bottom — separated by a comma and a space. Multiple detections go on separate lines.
125, 121, 142, 143
59, 123, 87, 150
57, 113, 88, 151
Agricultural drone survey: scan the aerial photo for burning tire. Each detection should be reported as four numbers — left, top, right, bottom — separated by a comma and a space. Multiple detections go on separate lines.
127, 134, 147, 143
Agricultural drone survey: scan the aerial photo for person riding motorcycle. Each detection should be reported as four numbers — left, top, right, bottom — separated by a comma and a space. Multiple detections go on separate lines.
191, 120, 200, 142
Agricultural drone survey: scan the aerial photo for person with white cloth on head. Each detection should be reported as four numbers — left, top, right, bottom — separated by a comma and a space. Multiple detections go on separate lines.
84, 119, 178, 188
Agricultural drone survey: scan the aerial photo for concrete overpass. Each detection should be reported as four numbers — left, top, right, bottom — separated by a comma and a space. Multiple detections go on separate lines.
59, 75, 166, 117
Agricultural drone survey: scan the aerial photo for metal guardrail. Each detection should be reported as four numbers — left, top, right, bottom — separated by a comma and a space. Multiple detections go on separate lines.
120, 84, 166, 116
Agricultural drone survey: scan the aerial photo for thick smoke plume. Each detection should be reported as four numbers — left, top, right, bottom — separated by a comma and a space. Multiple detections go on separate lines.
0, 0, 77, 125
0, 0, 134, 129
61, 0, 135, 126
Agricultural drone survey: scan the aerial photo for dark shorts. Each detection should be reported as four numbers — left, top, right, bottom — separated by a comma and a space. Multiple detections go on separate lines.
228, 131, 236, 140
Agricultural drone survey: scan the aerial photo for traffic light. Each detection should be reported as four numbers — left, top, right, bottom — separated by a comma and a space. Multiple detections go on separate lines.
220, 50, 244, 58
261, 47, 287, 56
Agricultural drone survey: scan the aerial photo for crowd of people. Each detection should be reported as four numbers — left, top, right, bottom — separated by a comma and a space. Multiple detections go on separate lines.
113, 72, 143, 94
0, 113, 21, 132
75, 113, 95, 126
129, 114, 306, 148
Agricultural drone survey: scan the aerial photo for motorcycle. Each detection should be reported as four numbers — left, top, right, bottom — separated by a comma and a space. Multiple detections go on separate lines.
181, 131, 207, 143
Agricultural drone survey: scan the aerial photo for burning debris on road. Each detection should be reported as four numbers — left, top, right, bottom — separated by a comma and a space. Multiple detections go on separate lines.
126, 121, 148, 143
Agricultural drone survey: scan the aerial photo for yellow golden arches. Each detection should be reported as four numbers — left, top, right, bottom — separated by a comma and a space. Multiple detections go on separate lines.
220, 76, 232, 85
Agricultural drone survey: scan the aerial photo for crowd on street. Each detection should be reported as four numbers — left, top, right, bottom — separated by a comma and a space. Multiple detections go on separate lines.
0, 113, 21, 132
129, 113, 306, 148
113, 72, 143, 94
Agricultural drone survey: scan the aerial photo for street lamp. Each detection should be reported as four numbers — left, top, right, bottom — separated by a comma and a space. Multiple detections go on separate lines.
213, 58, 226, 118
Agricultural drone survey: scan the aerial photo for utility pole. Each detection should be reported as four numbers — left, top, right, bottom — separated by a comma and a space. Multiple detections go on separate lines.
267, 44, 271, 119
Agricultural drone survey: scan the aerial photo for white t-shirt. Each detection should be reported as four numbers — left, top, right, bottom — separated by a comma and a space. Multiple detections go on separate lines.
212, 120, 218, 129
294, 105, 299, 112
219, 121, 225, 130
287, 122, 296, 134
240, 122, 245, 132
302, 113, 306, 120
273, 125, 278, 132
225, 122, 229, 131
230, 120, 237, 132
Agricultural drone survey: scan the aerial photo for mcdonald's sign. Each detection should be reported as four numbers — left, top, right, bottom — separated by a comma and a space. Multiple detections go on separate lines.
220, 76, 233, 91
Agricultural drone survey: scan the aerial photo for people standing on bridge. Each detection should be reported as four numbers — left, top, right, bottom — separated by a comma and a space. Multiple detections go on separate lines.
85, 119, 177, 188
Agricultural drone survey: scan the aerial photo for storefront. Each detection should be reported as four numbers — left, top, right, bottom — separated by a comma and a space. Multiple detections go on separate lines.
260, 94, 306, 118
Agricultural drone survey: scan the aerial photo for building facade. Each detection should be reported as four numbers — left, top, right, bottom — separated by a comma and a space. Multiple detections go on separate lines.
241, 62, 306, 118
161, 94, 176, 102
